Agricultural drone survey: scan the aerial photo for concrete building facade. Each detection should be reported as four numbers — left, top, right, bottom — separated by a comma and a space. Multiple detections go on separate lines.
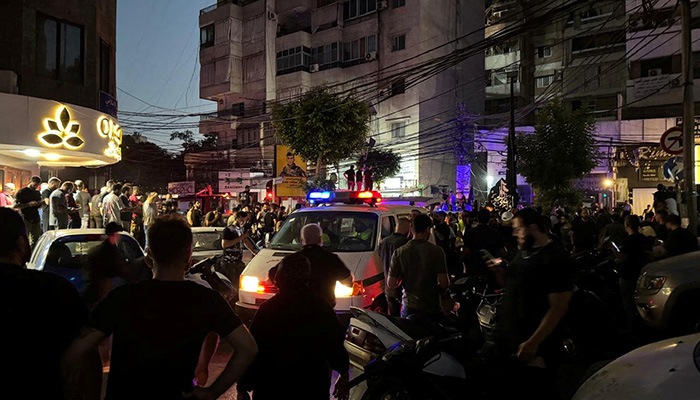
192, 0, 484, 196
0, 0, 118, 190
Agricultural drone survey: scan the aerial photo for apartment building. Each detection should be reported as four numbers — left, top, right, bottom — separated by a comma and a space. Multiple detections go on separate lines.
481, 0, 629, 206
191, 0, 484, 196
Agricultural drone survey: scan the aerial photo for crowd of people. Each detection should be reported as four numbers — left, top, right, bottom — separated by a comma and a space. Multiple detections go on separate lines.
3, 177, 294, 251
5, 172, 700, 399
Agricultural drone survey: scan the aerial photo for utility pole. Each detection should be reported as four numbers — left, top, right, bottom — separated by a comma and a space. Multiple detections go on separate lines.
507, 68, 519, 208
681, 0, 697, 235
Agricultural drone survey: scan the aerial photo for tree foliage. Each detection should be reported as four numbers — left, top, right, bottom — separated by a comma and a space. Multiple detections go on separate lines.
516, 100, 598, 208
170, 130, 217, 153
109, 133, 186, 193
271, 86, 370, 176
358, 148, 402, 183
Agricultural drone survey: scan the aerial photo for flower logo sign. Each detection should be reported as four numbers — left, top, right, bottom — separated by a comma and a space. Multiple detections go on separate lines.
38, 106, 85, 150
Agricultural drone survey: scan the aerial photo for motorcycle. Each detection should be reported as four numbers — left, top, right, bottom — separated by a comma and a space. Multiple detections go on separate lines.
344, 276, 491, 399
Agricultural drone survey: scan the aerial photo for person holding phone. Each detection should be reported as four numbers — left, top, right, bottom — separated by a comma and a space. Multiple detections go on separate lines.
484, 209, 573, 398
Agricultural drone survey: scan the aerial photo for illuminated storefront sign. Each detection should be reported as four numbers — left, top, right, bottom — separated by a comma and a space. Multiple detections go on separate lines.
37, 106, 85, 150
35, 103, 122, 161
0, 93, 122, 168
97, 116, 122, 161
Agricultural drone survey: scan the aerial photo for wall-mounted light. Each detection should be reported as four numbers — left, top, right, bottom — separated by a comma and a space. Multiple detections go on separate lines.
43, 153, 61, 161
23, 149, 41, 157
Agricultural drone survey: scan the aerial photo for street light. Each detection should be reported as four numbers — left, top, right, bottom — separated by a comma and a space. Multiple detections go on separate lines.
604, 179, 613, 187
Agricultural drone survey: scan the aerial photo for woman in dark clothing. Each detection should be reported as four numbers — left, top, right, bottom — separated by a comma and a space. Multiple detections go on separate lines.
238, 253, 349, 400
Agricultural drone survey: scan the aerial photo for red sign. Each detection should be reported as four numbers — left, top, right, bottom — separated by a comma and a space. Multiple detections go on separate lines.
660, 127, 684, 155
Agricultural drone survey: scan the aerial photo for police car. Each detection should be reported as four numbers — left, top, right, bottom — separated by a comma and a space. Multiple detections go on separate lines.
235, 190, 419, 324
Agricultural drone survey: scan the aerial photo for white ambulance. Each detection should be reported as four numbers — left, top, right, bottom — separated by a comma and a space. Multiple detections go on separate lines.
234, 190, 419, 324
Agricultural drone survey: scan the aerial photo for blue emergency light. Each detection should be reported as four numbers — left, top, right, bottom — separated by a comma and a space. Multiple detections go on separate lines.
308, 191, 332, 200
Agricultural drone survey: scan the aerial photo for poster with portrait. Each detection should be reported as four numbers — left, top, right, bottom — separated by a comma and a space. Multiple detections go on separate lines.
276, 145, 307, 197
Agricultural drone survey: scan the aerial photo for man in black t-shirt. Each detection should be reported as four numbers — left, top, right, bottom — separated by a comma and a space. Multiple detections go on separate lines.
486, 209, 573, 384
344, 165, 356, 190
617, 215, 652, 330
571, 207, 598, 253
13, 176, 43, 245
239, 185, 251, 209
463, 209, 506, 278
270, 223, 352, 307
662, 214, 698, 258
62, 215, 257, 400
238, 253, 350, 400
1, 208, 90, 400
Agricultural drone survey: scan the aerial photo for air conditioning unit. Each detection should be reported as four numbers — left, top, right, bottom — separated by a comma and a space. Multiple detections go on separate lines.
365, 51, 377, 61
267, 11, 277, 21
378, 0, 389, 9
310, 63, 320, 73
648, 68, 663, 77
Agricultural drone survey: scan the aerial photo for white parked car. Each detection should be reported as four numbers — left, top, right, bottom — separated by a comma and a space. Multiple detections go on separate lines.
27, 229, 146, 294
573, 333, 700, 400
235, 191, 419, 324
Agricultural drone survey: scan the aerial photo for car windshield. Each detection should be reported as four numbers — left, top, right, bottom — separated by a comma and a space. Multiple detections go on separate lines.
192, 231, 223, 251
270, 211, 378, 252
46, 235, 144, 270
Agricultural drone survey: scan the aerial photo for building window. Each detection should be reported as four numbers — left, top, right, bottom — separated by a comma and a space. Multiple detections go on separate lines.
391, 78, 406, 96
344, 0, 377, 20
232, 103, 245, 117
36, 14, 84, 83
536, 75, 554, 88
276, 46, 312, 73
343, 35, 377, 62
537, 46, 552, 58
312, 42, 339, 66
391, 34, 406, 52
200, 24, 215, 48
392, 0, 406, 7
571, 30, 625, 53
391, 121, 406, 138
99, 39, 111, 93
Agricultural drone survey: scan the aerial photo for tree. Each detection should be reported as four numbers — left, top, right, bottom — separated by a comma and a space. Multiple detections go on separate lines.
109, 133, 186, 193
170, 130, 217, 152
271, 86, 371, 177
358, 148, 402, 184
516, 100, 598, 208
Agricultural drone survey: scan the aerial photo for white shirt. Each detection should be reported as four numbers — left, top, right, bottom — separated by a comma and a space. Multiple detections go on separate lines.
102, 193, 125, 226
74, 190, 92, 216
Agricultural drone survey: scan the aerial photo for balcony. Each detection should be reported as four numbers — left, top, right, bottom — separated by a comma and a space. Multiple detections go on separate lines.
485, 51, 521, 72
486, 82, 520, 99
200, 0, 258, 15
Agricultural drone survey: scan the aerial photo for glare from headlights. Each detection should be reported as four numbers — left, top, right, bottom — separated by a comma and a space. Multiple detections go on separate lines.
335, 281, 354, 298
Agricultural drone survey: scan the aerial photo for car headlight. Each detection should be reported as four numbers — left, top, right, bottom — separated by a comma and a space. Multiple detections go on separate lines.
335, 281, 354, 297
335, 281, 364, 298
638, 275, 667, 294
240, 275, 262, 293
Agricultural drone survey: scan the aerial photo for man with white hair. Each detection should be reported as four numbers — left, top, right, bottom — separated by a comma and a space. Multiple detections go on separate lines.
272, 223, 352, 307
